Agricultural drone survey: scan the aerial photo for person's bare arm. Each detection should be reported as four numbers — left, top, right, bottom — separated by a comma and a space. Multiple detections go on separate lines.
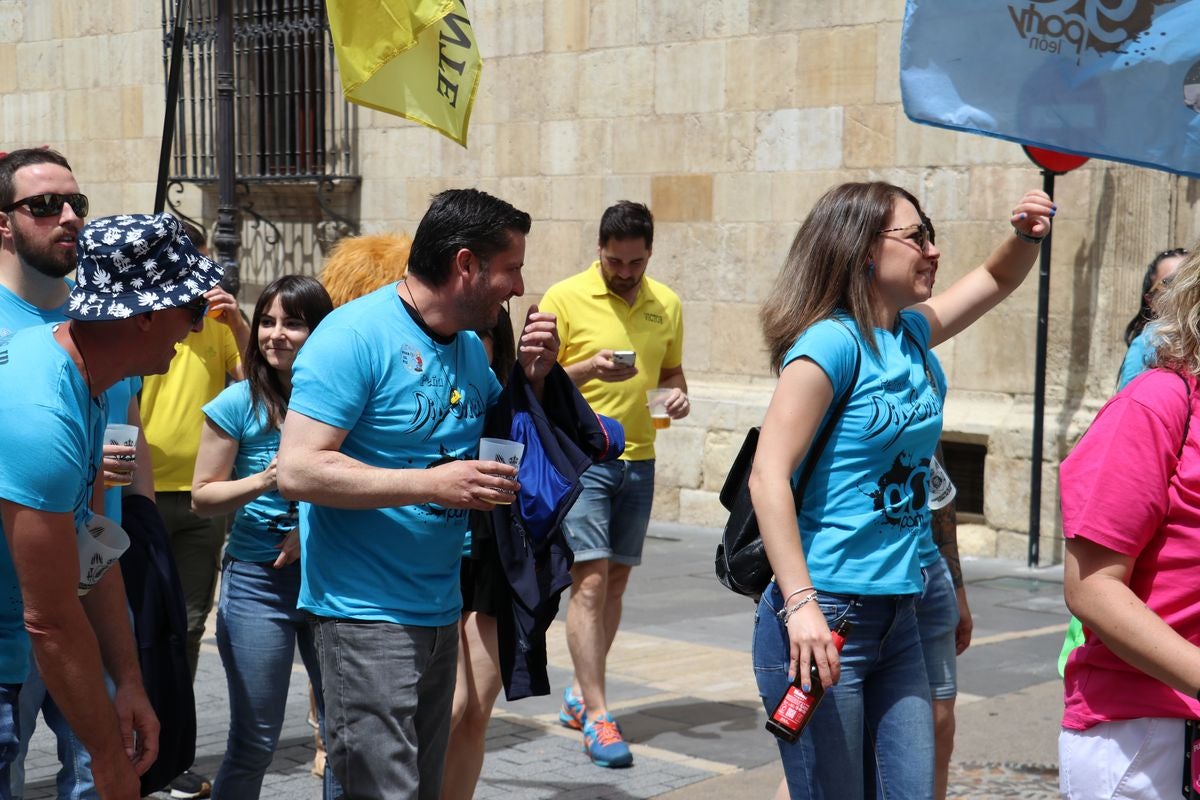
562, 349, 639, 386
276, 410, 518, 510
1065, 535, 1200, 695
4, 501, 150, 798
191, 419, 273, 517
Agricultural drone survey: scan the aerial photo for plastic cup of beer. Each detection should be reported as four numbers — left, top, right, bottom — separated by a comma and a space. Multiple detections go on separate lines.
478, 437, 524, 505
103, 423, 138, 487
646, 388, 672, 430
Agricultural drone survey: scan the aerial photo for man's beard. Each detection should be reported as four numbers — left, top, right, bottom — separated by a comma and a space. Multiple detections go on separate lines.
11, 221, 75, 279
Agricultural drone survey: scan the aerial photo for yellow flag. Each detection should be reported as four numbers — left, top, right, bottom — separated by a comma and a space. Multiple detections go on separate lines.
326, 0, 481, 147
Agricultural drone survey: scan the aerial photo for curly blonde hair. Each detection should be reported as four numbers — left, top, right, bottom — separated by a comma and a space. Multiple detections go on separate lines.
319, 233, 412, 307
1151, 246, 1200, 375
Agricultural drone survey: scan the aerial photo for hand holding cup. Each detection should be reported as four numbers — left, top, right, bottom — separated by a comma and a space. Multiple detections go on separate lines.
103, 423, 138, 488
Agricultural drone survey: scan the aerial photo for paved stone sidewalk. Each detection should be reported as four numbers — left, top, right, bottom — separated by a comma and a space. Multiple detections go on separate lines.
20, 525, 1066, 799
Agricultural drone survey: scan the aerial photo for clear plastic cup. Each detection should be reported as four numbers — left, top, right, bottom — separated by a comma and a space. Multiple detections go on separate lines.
76, 513, 130, 596
478, 437, 524, 505
646, 388, 672, 430
103, 423, 138, 487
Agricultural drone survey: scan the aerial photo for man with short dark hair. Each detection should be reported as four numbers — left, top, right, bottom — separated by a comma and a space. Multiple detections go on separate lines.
540, 200, 688, 768
278, 188, 559, 798
0, 212, 224, 800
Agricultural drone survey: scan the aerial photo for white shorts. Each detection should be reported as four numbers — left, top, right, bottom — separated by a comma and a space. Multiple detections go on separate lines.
1059, 717, 1185, 799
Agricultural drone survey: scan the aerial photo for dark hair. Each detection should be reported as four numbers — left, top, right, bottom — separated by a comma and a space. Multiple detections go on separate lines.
246, 275, 334, 428
0, 148, 73, 208
762, 181, 931, 372
598, 201, 654, 249
407, 189, 531, 287
1125, 248, 1188, 346
477, 306, 516, 387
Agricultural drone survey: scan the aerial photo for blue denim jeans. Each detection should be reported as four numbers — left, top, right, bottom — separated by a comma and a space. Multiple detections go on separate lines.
314, 617, 458, 800
0, 684, 18, 800
752, 582, 933, 800
916, 557, 960, 701
212, 558, 338, 800
12, 652, 101, 800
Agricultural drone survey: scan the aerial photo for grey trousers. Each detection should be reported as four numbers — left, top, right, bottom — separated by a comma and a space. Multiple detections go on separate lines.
314, 617, 458, 800
159, 490, 227, 679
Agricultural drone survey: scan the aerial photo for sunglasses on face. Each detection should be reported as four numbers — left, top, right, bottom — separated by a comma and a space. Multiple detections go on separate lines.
184, 299, 209, 326
879, 222, 935, 253
1, 192, 89, 219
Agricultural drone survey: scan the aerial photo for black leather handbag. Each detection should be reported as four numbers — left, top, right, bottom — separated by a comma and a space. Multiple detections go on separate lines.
714, 342, 860, 600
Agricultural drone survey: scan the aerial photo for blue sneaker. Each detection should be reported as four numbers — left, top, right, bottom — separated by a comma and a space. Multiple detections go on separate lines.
559, 686, 586, 730
582, 713, 633, 768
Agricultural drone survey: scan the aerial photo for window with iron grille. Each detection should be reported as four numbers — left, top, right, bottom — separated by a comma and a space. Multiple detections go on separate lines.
161, 0, 357, 183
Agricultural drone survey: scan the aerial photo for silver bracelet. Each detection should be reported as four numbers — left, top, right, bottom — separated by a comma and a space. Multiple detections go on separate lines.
781, 586, 816, 607
1012, 227, 1045, 245
778, 591, 819, 625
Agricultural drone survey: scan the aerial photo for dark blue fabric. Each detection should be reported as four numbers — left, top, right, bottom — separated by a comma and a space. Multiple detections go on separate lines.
482, 363, 624, 700
119, 494, 196, 796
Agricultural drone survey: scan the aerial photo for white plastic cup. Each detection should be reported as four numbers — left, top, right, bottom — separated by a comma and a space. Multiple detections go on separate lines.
478, 437, 524, 505
646, 388, 672, 430
103, 423, 138, 487
76, 513, 130, 596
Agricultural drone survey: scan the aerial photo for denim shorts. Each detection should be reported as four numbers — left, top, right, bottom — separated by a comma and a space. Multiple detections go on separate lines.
916, 557, 960, 701
560, 459, 655, 566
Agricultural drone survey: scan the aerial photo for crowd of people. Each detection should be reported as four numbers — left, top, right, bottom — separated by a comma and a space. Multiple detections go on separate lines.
0, 140, 1196, 800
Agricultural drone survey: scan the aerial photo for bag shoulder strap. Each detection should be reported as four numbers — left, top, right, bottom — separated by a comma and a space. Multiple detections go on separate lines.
791, 320, 861, 510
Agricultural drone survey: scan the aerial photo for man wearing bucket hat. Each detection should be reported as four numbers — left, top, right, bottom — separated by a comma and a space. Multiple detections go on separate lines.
0, 212, 222, 800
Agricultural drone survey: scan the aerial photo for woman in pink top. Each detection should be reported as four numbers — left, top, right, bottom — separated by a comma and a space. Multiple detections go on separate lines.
1059, 247, 1200, 798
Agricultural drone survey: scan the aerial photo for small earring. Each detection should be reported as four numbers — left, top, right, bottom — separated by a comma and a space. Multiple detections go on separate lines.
867, 260, 875, 274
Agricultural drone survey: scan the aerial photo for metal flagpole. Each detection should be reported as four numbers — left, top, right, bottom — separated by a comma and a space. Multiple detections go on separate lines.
154, 0, 191, 214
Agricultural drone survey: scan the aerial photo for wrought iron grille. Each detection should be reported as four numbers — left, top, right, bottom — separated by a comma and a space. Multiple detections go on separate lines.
161, 0, 357, 182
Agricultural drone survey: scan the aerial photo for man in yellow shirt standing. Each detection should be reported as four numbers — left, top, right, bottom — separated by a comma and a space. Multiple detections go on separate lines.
138, 223, 248, 799
540, 201, 688, 769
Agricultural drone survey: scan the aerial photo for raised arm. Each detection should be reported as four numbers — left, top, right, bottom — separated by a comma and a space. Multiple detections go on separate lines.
916, 190, 1055, 348
276, 410, 518, 510
748, 357, 836, 691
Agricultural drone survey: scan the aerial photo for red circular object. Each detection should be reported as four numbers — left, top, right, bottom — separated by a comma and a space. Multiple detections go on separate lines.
1023, 146, 1089, 174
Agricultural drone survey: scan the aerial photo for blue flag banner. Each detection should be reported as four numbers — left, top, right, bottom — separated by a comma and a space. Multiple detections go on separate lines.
901, 0, 1200, 178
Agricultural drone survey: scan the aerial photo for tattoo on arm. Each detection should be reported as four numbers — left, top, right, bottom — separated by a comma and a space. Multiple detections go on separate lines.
932, 502, 963, 589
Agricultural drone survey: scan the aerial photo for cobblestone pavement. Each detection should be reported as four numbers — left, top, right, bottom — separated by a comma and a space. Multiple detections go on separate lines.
21, 524, 1067, 799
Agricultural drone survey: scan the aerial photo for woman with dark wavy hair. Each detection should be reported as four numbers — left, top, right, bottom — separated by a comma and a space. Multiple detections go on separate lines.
191, 275, 334, 799
750, 181, 1053, 799
1117, 247, 1187, 389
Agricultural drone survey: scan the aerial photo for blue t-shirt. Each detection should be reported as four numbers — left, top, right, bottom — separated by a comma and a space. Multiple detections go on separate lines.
288, 284, 502, 626
0, 280, 138, 525
1117, 327, 1156, 391
785, 310, 942, 595
0, 325, 105, 682
917, 350, 949, 570
203, 381, 297, 563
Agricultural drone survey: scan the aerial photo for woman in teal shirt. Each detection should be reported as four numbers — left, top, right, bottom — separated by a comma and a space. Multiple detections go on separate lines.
191, 275, 333, 799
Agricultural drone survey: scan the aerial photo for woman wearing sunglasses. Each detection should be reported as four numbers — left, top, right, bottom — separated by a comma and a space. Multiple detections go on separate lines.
749, 181, 1053, 799
1117, 248, 1188, 390
190, 275, 334, 799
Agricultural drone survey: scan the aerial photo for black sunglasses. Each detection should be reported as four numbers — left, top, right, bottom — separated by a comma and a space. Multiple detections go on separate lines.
879, 222, 935, 253
184, 298, 209, 325
1, 192, 89, 219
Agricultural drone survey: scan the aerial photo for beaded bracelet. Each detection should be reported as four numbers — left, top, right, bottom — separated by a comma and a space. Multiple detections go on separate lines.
1012, 227, 1045, 245
778, 591, 819, 625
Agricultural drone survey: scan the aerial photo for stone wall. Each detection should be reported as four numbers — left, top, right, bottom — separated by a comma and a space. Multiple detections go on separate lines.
4, 0, 1199, 562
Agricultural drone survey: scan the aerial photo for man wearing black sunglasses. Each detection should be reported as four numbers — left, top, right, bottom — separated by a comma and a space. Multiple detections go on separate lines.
0, 149, 86, 312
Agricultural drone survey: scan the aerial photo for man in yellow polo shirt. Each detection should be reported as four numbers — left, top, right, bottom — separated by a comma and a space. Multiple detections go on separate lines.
540, 201, 688, 768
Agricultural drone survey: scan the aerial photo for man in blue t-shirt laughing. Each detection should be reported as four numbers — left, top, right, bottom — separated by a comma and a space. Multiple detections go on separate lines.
278, 189, 560, 799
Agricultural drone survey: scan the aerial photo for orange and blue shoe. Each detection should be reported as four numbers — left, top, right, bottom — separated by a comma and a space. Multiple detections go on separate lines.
558, 686, 587, 730
582, 713, 633, 768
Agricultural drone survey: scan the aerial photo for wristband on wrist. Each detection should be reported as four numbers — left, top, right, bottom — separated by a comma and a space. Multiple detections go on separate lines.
1013, 227, 1045, 245
781, 586, 816, 607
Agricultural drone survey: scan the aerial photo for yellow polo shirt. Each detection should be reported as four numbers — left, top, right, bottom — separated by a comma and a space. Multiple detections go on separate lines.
540, 262, 684, 461
141, 322, 242, 491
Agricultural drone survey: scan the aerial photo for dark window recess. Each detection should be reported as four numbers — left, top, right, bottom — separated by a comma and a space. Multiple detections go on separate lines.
161, 0, 356, 183
940, 441, 986, 516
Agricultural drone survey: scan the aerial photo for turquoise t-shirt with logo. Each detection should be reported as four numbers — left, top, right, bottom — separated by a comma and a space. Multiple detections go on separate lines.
785, 310, 943, 595
288, 284, 502, 627
917, 350, 948, 570
0, 324, 105, 683
203, 380, 297, 563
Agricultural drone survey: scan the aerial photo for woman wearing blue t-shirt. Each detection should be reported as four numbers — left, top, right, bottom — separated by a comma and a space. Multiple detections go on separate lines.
749, 182, 1054, 799
191, 275, 333, 799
